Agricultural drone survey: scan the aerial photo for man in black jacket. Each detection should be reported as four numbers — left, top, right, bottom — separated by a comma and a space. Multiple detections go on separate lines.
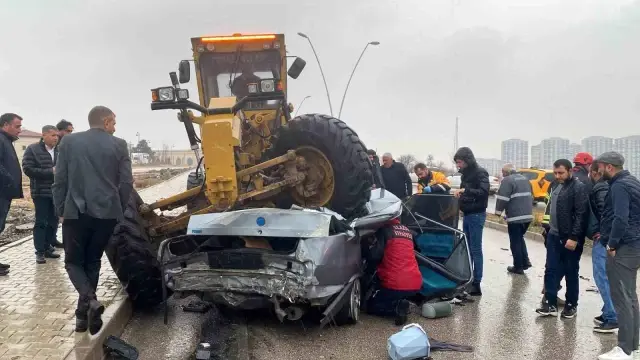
588, 161, 618, 334
453, 147, 489, 296
0, 113, 24, 275
367, 149, 385, 189
23, 125, 62, 264
381, 153, 412, 199
536, 159, 589, 319
597, 152, 640, 359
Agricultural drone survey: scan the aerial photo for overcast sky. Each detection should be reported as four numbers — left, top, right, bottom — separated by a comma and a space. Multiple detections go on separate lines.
1, 0, 639, 163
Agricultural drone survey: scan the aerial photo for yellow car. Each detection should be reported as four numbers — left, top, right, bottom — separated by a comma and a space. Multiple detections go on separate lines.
516, 168, 555, 203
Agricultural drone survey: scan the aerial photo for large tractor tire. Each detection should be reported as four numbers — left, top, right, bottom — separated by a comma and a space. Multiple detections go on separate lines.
268, 114, 373, 220
105, 190, 167, 309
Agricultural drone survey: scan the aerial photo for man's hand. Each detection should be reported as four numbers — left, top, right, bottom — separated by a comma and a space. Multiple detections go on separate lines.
607, 245, 616, 257
52, 166, 55, 173
593, 233, 601, 242
454, 189, 465, 198
565, 239, 578, 251
372, 184, 376, 189
59, 217, 64, 223
422, 186, 432, 194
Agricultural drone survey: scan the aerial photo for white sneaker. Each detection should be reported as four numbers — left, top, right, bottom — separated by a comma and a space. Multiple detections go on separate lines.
598, 346, 633, 360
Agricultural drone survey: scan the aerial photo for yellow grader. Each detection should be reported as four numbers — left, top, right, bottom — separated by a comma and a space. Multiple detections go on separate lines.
105, 33, 374, 308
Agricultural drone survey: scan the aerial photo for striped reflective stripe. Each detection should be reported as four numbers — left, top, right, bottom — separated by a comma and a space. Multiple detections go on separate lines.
496, 195, 510, 201
506, 214, 534, 222
511, 192, 532, 198
436, 184, 447, 192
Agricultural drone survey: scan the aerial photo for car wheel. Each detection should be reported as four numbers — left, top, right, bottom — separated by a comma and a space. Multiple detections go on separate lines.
334, 279, 361, 325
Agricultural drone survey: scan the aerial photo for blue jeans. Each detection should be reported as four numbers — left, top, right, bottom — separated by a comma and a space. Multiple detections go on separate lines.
544, 232, 583, 307
463, 212, 486, 285
592, 240, 618, 323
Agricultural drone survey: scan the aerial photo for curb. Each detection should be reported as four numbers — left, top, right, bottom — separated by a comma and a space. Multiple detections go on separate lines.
63, 290, 133, 360
484, 220, 545, 242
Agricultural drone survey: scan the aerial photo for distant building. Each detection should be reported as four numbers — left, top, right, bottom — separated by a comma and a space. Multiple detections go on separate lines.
501, 139, 529, 169
154, 149, 198, 167
476, 158, 507, 177
582, 136, 614, 158
530, 144, 542, 168
540, 137, 570, 168
569, 143, 582, 159
614, 135, 640, 179
13, 129, 42, 165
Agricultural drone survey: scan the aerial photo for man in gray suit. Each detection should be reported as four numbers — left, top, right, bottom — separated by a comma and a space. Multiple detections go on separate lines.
52, 106, 133, 335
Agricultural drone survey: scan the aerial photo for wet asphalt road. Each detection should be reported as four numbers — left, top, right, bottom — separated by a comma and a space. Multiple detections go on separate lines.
120, 225, 624, 360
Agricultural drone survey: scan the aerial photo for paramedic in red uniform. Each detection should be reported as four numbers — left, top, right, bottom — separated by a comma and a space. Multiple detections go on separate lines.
365, 218, 422, 325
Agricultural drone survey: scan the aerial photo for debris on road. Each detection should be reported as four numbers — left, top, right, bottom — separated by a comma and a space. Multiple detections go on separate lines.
182, 299, 213, 313
103, 335, 140, 360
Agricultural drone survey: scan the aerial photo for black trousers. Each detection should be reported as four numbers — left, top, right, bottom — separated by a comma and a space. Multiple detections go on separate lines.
33, 197, 59, 255
507, 222, 531, 270
0, 197, 11, 234
62, 213, 117, 318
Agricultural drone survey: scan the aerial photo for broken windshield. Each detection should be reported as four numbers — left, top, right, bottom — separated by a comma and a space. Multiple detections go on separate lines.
199, 50, 282, 107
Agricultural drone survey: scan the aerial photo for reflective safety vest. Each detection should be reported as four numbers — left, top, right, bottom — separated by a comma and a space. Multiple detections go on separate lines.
542, 190, 552, 225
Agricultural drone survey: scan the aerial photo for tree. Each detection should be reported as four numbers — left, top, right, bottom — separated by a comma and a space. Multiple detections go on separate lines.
426, 154, 435, 167
133, 139, 154, 158
397, 154, 417, 172
435, 160, 447, 171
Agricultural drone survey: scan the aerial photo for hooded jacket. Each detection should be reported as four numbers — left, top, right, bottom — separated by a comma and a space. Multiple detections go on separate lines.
572, 165, 592, 194
454, 147, 489, 215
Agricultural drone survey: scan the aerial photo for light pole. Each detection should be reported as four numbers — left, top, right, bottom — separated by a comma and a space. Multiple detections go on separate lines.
297, 32, 334, 117
338, 41, 380, 119
294, 95, 311, 117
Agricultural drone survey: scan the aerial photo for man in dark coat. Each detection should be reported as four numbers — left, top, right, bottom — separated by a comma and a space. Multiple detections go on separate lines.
380, 153, 412, 199
23, 125, 62, 264
597, 152, 640, 360
536, 159, 589, 320
53, 106, 133, 335
367, 149, 385, 189
0, 113, 24, 275
453, 147, 489, 296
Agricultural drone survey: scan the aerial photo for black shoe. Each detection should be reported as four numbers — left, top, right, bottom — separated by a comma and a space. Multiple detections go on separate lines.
75, 317, 88, 332
53, 240, 64, 249
44, 251, 60, 259
0, 262, 10, 270
36, 254, 46, 264
0, 268, 8, 276
593, 321, 618, 333
467, 283, 482, 296
536, 301, 558, 317
394, 299, 410, 326
88, 300, 105, 335
524, 261, 532, 270
594, 315, 605, 326
561, 305, 577, 319
507, 266, 525, 275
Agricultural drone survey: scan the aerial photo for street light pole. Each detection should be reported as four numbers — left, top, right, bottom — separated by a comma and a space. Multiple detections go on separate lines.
297, 32, 334, 117
294, 95, 311, 117
338, 41, 380, 119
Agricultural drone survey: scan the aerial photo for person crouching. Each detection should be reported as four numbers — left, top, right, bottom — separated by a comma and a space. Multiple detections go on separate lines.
364, 218, 422, 325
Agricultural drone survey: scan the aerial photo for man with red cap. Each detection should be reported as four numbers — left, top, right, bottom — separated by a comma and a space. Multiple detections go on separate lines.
573, 152, 594, 191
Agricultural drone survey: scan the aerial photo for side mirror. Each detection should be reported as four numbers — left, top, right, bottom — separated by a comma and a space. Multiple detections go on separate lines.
179, 60, 191, 84
287, 57, 306, 79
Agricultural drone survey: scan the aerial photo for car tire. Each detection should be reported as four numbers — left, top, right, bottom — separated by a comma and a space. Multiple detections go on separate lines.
267, 113, 373, 220
105, 190, 168, 309
333, 279, 361, 325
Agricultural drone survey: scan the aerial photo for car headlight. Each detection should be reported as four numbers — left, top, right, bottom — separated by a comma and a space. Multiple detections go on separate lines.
248, 83, 259, 94
260, 79, 275, 92
157, 87, 175, 102
177, 88, 189, 100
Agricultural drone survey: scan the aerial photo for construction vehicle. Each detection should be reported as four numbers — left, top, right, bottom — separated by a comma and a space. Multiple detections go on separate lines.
105, 33, 374, 309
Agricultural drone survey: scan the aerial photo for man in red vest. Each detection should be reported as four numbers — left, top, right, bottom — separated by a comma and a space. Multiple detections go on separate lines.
365, 218, 422, 325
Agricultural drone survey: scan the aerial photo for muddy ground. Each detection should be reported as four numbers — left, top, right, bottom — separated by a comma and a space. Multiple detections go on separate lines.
0, 167, 189, 246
